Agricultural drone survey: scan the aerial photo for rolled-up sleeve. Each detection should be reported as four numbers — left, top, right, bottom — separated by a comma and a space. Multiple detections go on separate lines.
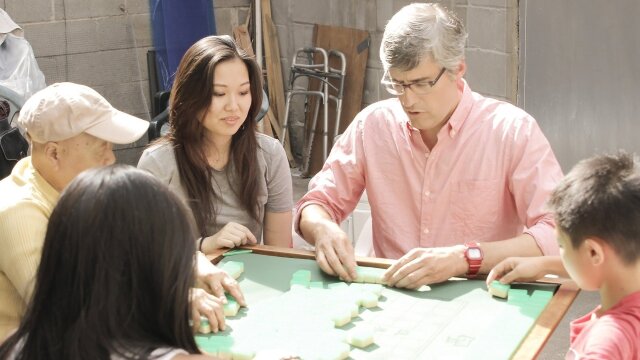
293, 115, 368, 234
509, 117, 563, 255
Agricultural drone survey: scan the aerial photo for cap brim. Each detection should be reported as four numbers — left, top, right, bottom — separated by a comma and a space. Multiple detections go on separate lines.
84, 109, 149, 144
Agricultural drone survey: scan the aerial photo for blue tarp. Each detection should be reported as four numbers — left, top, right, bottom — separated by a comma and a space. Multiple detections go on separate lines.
149, 0, 216, 91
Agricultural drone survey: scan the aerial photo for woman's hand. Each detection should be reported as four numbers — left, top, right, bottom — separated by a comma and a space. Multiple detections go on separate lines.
200, 222, 257, 253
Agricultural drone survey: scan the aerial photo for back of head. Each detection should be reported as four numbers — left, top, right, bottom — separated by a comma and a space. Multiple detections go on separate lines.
17, 82, 149, 145
0, 165, 199, 359
380, 3, 467, 72
549, 152, 640, 264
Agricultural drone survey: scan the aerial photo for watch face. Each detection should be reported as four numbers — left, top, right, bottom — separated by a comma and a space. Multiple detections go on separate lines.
467, 248, 482, 259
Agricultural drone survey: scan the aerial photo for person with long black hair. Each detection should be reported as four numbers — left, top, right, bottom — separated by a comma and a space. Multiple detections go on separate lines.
138, 35, 293, 255
0, 165, 220, 359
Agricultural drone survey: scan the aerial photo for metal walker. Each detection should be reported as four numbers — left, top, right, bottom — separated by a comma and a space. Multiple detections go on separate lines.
279, 47, 346, 175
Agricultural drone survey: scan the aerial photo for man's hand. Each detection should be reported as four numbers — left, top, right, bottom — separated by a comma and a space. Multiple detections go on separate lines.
190, 287, 225, 333
383, 246, 467, 289
312, 220, 358, 281
195, 252, 247, 307
486, 256, 566, 285
201, 222, 257, 253
299, 204, 357, 281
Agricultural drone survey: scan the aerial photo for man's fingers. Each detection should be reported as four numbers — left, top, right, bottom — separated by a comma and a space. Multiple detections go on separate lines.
335, 241, 357, 280
383, 262, 402, 284
394, 271, 418, 289
316, 249, 337, 277
384, 252, 418, 286
322, 244, 351, 281
390, 256, 424, 288
402, 271, 433, 290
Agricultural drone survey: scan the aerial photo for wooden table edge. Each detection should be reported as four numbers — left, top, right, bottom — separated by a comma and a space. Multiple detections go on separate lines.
512, 277, 580, 359
207, 244, 395, 267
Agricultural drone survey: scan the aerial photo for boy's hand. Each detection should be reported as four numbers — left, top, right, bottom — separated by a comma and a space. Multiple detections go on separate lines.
486, 256, 552, 285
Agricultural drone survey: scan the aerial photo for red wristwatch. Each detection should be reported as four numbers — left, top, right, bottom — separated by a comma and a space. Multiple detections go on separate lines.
464, 242, 483, 278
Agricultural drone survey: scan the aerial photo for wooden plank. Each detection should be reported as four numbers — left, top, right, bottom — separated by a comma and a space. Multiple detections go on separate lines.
242, 244, 395, 268
210, 244, 394, 268
260, 0, 284, 120
233, 25, 265, 135
263, 16, 285, 122
304, 25, 370, 176
234, 21, 293, 158
261, 109, 274, 137
266, 109, 295, 166
233, 25, 255, 57
260, 0, 293, 162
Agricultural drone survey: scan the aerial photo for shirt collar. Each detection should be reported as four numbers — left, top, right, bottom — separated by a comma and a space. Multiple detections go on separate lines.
27, 157, 60, 206
402, 78, 474, 139
446, 78, 474, 138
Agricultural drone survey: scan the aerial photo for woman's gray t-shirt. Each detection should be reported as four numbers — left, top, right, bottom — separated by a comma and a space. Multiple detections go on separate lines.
137, 134, 293, 241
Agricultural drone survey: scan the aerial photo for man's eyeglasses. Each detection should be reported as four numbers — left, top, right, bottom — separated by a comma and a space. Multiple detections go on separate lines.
381, 67, 447, 96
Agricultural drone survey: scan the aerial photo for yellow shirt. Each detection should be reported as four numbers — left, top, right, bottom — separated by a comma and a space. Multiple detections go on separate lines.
0, 157, 58, 340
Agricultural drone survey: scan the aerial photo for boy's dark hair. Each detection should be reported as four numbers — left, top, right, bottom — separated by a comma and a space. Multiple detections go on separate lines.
0, 165, 199, 359
548, 152, 640, 264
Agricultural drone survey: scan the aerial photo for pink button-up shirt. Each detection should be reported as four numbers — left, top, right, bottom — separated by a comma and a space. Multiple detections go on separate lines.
295, 80, 563, 259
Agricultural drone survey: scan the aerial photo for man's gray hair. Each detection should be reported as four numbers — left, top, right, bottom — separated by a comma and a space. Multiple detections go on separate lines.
380, 3, 468, 73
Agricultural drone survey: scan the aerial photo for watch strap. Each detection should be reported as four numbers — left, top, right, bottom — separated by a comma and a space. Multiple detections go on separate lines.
464, 241, 483, 278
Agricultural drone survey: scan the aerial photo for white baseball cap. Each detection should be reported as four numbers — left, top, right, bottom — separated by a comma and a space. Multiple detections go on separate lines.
17, 82, 149, 144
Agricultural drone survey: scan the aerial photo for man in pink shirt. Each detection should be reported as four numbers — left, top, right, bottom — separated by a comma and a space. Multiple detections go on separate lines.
295, 3, 563, 288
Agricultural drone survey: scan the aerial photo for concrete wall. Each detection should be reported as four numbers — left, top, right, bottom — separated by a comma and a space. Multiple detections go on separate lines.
518, 0, 640, 171
0, 0, 250, 164
268, 0, 518, 159
1, 0, 517, 165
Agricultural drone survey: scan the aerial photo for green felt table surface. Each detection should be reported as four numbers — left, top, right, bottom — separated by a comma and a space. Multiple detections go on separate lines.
196, 248, 578, 360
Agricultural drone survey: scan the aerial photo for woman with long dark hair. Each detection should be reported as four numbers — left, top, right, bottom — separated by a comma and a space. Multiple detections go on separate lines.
138, 35, 293, 255
0, 165, 221, 359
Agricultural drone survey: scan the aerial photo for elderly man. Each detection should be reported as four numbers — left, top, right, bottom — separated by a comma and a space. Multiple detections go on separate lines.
0, 83, 148, 339
0, 83, 242, 340
295, 3, 563, 288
